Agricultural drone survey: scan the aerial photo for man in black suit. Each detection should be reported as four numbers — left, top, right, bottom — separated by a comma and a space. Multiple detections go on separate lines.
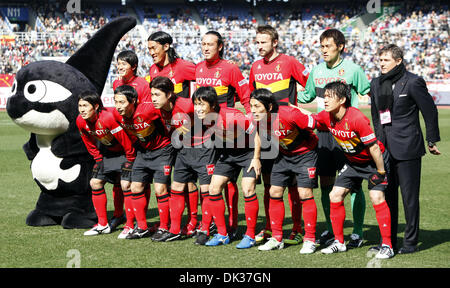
370, 44, 441, 254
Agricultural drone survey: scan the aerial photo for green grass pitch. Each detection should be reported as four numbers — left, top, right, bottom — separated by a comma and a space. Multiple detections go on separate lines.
0, 109, 449, 268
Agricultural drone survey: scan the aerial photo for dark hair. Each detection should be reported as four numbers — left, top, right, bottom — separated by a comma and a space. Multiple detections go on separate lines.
256, 25, 279, 43
192, 86, 220, 113
204, 30, 224, 58
147, 31, 179, 64
378, 44, 404, 61
250, 88, 278, 113
320, 28, 346, 53
114, 85, 138, 105
323, 81, 351, 108
117, 50, 138, 75
150, 76, 174, 97
78, 90, 103, 111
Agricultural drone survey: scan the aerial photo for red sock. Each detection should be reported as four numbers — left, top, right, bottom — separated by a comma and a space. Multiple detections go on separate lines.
269, 196, 284, 242
185, 188, 198, 227
157, 193, 170, 230
301, 197, 317, 242
144, 185, 151, 214
263, 184, 271, 231
225, 182, 239, 230
200, 191, 212, 234
112, 184, 124, 218
169, 189, 185, 234
330, 201, 345, 243
244, 194, 259, 239
209, 194, 227, 236
288, 186, 303, 234
123, 189, 135, 228
132, 191, 148, 230
92, 188, 108, 226
374, 201, 392, 248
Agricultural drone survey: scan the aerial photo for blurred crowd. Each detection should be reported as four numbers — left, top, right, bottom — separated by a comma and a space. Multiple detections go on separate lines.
0, 2, 448, 82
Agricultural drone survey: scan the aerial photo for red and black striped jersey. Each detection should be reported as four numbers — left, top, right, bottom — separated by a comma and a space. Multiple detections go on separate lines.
195, 58, 251, 113
76, 108, 136, 162
313, 107, 385, 164
147, 58, 196, 99
112, 102, 170, 151
249, 54, 309, 105
113, 75, 151, 104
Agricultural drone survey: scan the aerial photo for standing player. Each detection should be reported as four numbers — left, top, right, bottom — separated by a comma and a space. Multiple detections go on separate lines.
311, 81, 394, 259
192, 86, 261, 248
297, 28, 370, 248
112, 50, 152, 230
76, 91, 136, 237
113, 50, 152, 104
250, 89, 319, 253
113, 85, 174, 240
150, 76, 217, 241
147, 31, 200, 234
195, 31, 252, 237
249, 24, 310, 244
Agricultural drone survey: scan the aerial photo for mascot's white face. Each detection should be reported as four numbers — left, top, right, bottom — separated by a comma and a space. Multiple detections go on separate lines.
10, 79, 72, 135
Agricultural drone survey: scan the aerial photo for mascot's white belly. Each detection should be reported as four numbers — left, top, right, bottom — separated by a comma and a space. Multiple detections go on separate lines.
31, 135, 80, 190
14, 110, 81, 191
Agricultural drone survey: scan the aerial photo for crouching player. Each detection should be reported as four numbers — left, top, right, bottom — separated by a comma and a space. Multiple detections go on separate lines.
311, 81, 394, 259
76, 91, 136, 237
113, 85, 174, 240
192, 86, 261, 248
250, 89, 318, 253
150, 76, 211, 241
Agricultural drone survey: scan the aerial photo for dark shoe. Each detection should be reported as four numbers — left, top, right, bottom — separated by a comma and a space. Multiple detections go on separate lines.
151, 228, 170, 242
195, 231, 209, 245
109, 214, 126, 231
317, 230, 334, 246
368, 245, 381, 252
126, 228, 150, 239
164, 232, 182, 242
398, 246, 418, 254
209, 222, 217, 235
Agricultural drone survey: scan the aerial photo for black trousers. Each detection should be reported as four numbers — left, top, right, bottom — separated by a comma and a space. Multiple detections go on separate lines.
385, 156, 422, 249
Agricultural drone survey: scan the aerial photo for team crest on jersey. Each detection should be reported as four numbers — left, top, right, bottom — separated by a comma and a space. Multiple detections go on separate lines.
97, 122, 102, 129
136, 116, 143, 123
257, 64, 261, 70
344, 121, 349, 130
275, 64, 281, 72
339, 69, 345, 76
168, 70, 174, 78
214, 70, 221, 78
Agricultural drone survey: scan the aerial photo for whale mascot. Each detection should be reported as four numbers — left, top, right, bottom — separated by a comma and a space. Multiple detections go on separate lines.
6, 16, 137, 229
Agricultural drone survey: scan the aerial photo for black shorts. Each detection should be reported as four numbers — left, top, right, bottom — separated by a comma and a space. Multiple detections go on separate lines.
131, 144, 175, 185
334, 151, 390, 192
316, 130, 346, 177
173, 146, 218, 185
94, 151, 128, 184
271, 150, 318, 188
213, 148, 257, 179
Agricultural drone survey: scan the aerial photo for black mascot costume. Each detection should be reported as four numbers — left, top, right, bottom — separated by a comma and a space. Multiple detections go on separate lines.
6, 16, 137, 229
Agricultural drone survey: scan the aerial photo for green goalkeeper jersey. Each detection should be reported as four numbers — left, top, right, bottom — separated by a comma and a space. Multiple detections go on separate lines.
297, 59, 370, 112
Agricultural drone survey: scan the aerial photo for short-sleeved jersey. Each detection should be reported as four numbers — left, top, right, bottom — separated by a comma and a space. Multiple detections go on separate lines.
76, 108, 136, 162
195, 58, 251, 113
297, 59, 370, 111
208, 107, 255, 148
249, 54, 309, 105
158, 96, 205, 147
147, 58, 196, 99
113, 75, 151, 104
112, 102, 170, 151
313, 107, 385, 164
268, 105, 317, 156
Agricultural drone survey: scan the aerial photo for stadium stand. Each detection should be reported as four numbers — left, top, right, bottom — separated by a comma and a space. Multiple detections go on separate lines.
0, 0, 448, 97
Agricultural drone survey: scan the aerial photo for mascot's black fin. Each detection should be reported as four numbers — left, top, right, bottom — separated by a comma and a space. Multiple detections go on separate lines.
66, 16, 137, 95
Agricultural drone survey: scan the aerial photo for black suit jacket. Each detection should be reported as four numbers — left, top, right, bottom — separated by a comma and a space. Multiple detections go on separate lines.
370, 71, 440, 161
